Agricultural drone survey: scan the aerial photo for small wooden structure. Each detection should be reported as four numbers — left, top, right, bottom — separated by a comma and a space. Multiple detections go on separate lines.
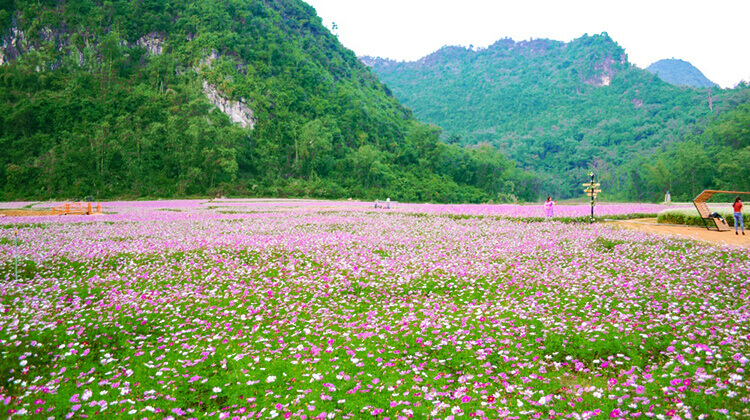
692, 190, 748, 231
52, 202, 101, 215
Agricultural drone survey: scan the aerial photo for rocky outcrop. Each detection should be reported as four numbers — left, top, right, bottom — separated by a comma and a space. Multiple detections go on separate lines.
584, 55, 626, 87
202, 81, 256, 129
1, 27, 26, 65
1, 27, 165, 66
136, 33, 165, 56
196, 50, 255, 129
2, 22, 254, 128
197, 49, 220, 70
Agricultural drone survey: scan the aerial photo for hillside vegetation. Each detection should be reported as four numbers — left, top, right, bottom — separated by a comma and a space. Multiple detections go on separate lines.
0, 0, 521, 202
644, 100, 750, 201
364, 34, 750, 201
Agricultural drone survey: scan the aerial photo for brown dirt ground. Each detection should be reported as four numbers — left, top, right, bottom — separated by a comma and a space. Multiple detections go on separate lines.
0, 210, 106, 217
0, 209, 55, 216
609, 218, 750, 248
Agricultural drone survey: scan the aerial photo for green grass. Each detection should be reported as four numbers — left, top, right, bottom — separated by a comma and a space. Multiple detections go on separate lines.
0, 237, 20, 245
0, 223, 48, 230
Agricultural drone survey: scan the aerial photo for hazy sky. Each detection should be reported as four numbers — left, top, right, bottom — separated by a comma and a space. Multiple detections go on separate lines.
303, 0, 749, 88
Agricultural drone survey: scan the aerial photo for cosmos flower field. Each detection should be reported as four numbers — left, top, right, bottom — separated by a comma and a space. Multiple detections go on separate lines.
1, 200, 749, 419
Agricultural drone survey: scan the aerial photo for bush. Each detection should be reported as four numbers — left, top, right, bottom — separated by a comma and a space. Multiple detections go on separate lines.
658, 208, 748, 227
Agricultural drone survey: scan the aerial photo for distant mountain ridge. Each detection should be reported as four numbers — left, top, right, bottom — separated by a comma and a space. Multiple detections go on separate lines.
363, 33, 745, 200
646, 58, 718, 88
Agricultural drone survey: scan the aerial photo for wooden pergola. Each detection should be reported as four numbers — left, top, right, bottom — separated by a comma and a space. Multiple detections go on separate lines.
692, 190, 749, 231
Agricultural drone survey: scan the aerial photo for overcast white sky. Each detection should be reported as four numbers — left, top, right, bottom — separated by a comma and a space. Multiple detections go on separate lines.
303, 0, 750, 88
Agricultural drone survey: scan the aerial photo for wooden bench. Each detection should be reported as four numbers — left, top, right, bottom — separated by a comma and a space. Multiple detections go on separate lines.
692, 190, 748, 231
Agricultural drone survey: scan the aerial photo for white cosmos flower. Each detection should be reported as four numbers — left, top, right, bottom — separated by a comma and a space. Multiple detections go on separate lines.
213, 387, 222, 393
266, 375, 276, 383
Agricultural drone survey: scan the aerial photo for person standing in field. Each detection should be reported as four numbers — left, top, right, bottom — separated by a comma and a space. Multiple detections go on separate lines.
544, 196, 556, 218
733, 197, 745, 235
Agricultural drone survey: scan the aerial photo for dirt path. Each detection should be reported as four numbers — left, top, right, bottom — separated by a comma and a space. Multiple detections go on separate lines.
0, 209, 55, 217
609, 218, 750, 248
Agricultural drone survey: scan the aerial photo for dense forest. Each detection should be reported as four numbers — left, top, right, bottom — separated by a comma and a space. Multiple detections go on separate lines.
0, 0, 524, 203
364, 34, 750, 201
643, 100, 750, 201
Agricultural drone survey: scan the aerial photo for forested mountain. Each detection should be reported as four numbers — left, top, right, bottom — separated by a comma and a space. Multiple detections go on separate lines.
0, 0, 519, 203
644, 98, 750, 201
364, 34, 750, 201
646, 59, 718, 88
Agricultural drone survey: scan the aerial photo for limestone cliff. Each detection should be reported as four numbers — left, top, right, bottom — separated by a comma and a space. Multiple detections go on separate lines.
202, 81, 256, 129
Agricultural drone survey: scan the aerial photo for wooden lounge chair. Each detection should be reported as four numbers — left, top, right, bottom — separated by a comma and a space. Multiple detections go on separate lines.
692, 190, 749, 231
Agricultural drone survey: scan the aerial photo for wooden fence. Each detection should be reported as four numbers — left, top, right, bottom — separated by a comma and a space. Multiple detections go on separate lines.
52, 202, 102, 215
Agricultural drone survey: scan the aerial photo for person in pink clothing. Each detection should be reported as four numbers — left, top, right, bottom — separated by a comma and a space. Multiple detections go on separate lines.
544, 196, 556, 218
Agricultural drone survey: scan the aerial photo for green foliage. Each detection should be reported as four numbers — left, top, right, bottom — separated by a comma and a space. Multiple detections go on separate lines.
365, 34, 750, 201
593, 236, 626, 251
0, 0, 518, 203
636, 97, 750, 202
0, 0, 13, 31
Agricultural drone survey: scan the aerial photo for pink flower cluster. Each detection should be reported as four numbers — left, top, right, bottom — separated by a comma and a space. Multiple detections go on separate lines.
0, 200, 747, 419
